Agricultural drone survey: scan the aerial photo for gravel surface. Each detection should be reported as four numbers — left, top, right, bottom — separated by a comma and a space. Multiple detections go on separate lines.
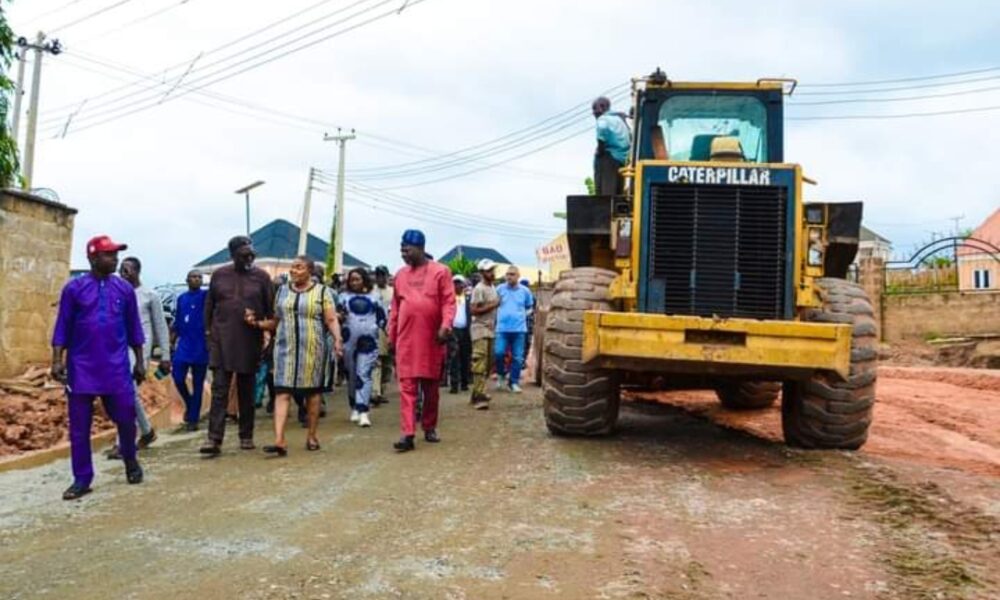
0, 383, 996, 599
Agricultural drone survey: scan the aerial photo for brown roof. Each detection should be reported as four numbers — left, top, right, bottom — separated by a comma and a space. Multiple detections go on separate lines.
957, 208, 1000, 256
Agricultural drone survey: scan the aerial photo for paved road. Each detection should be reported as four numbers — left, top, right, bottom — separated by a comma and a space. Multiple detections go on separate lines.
1, 386, 996, 599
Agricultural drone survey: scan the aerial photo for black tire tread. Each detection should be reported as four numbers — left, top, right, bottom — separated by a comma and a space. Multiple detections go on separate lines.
782, 278, 877, 450
542, 267, 620, 436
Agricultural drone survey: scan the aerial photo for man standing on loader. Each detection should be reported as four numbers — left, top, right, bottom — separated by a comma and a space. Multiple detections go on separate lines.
592, 96, 631, 195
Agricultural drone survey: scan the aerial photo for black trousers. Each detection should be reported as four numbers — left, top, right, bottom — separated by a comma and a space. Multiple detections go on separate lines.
208, 369, 256, 443
448, 327, 472, 389
594, 153, 624, 196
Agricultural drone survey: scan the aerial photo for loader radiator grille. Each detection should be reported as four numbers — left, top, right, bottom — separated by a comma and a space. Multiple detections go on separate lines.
647, 183, 788, 319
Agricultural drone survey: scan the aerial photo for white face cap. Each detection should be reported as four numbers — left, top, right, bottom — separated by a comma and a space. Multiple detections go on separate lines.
477, 259, 497, 272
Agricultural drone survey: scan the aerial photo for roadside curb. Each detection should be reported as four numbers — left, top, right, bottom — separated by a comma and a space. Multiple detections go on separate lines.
0, 381, 205, 474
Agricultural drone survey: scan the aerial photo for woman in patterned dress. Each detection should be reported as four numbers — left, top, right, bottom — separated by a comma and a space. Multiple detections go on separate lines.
246, 256, 343, 454
338, 268, 386, 428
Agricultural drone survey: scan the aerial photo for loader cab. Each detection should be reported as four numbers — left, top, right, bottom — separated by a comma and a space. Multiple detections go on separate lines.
633, 82, 786, 165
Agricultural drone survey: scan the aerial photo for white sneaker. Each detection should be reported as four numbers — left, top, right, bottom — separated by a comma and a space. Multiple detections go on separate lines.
358, 412, 371, 427
495, 380, 507, 392
349, 410, 360, 423
511, 383, 523, 394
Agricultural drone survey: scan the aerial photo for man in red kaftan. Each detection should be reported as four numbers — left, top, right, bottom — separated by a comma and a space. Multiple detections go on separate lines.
388, 230, 456, 452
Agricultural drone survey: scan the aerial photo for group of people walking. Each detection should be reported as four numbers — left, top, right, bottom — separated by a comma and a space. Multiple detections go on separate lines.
51, 228, 535, 499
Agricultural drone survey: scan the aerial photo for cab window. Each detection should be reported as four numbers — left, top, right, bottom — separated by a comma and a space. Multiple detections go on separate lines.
657, 95, 768, 162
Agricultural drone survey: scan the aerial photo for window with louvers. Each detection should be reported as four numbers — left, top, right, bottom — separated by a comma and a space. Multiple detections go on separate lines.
647, 183, 788, 319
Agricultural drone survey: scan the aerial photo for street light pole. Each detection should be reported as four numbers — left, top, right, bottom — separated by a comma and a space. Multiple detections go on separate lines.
234, 180, 265, 236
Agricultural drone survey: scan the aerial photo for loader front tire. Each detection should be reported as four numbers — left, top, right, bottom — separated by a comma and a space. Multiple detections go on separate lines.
542, 267, 620, 436
781, 278, 878, 450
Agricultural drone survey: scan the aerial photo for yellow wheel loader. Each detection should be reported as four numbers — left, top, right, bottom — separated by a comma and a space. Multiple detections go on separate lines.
542, 69, 876, 449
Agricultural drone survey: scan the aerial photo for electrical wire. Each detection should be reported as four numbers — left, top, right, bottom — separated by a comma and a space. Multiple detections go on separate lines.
789, 83, 1000, 106
45, 0, 426, 135
377, 124, 594, 190
348, 82, 627, 174
42, 0, 388, 125
72, 0, 201, 45
798, 65, 1000, 88
788, 103, 1000, 121
48, 0, 139, 34
794, 73, 1000, 96
15, 0, 96, 28
317, 174, 558, 234
347, 89, 628, 182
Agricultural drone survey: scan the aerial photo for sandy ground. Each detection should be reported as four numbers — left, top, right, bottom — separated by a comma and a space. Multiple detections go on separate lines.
636, 367, 1000, 478
0, 379, 997, 599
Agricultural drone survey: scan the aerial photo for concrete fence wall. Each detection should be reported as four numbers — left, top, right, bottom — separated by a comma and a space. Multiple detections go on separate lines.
882, 291, 1000, 341
0, 190, 76, 377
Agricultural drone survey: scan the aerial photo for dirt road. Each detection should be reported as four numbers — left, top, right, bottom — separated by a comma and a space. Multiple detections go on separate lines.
638, 366, 1000, 478
1, 383, 997, 599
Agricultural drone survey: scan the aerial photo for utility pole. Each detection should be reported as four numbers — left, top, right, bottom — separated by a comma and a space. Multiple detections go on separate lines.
11, 49, 27, 145
323, 129, 355, 276
297, 167, 315, 255
20, 33, 63, 191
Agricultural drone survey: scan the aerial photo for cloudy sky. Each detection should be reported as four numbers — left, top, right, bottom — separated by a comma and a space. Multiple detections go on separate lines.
8, 0, 999, 285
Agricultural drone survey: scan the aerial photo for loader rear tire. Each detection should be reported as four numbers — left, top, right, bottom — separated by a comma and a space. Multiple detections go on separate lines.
542, 267, 620, 436
781, 278, 877, 450
716, 381, 781, 410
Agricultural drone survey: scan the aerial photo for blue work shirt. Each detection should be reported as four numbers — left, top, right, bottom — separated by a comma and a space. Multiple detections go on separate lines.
52, 273, 145, 395
172, 289, 209, 365
496, 284, 534, 334
596, 112, 631, 164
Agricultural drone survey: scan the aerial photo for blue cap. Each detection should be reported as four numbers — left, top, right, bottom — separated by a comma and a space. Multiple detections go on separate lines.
401, 229, 426, 248
520, 278, 530, 286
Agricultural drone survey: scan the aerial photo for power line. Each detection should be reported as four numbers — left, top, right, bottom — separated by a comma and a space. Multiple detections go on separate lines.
799, 65, 1000, 88
49, 0, 139, 34
349, 89, 628, 182
788, 103, 1000, 121
73, 0, 202, 45
43, 0, 381, 124
319, 175, 561, 236
45, 0, 427, 135
378, 124, 594, 190
15, 0, 96, 28
789, 83, 1000, 106
348, 82, 628, 174
319, 173, 557, 233
795, 73, 1000, 96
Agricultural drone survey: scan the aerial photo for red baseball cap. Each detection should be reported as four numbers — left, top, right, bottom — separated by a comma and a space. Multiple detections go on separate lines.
86, 235, 128, 257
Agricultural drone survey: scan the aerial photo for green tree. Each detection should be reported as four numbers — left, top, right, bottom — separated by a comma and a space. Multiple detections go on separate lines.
0, 3, 19, 188
584, 176, 595, 195
447, 256, 477, 277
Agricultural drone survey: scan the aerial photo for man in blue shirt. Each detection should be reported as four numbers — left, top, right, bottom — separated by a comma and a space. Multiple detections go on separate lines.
170, 270, 209, 432
494, 266, 534, 393
593, 96, 631, 195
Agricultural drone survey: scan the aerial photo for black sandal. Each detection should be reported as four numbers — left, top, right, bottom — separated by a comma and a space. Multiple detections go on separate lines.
263, 445, 287, 457
306, 439, 320, 451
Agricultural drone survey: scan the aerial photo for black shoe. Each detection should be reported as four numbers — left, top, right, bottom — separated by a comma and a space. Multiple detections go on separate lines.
424, 430, 441, 443
240, 439, 256, 450
393, 436, 415, 452
199, 442, 221, 456
105, 444, 122, 460
185, 422, 198, 432
263, 445, 288, 457
460, 385, 469, 392
449, 387, 459, 394
138, 428, 157, 449
125, 461, 143, 484
62, 484, 92, 500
